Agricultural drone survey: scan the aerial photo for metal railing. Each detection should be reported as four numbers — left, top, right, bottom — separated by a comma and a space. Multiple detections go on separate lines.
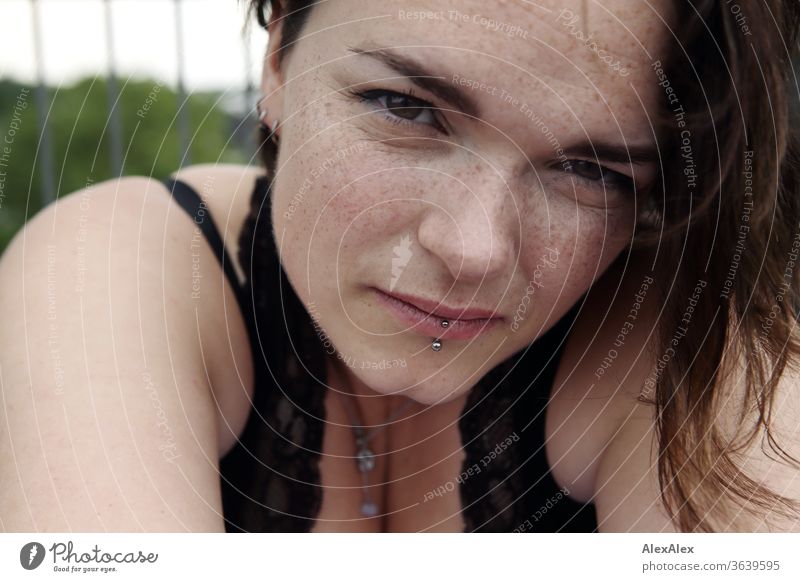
28, 0, 258, 206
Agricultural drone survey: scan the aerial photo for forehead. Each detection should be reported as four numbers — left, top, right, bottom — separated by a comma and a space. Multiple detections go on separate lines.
303, 0, 674, 108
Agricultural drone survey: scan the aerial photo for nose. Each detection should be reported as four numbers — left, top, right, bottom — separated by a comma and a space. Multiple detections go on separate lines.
416, 180, 515, 283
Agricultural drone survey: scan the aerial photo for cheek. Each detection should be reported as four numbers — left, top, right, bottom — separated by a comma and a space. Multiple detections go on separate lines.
293, 146, 423, 243
271, 143, 367, 255
567, 208, 633, 267
273, 132, 425, 296
519, 202, 634, 309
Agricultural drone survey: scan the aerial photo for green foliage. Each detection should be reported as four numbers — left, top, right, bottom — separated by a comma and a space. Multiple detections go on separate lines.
0, 76, 252, 251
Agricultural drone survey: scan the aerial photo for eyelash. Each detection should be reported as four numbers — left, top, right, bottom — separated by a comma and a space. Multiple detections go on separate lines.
349, 87, 446, 133
562, 160, 635, 194
349, 87, 635, 194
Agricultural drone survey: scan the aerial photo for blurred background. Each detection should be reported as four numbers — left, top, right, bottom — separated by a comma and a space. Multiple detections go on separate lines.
0, 0, 269, 251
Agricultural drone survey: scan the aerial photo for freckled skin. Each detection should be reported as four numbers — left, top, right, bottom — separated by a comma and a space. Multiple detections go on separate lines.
260, 0, 671, 409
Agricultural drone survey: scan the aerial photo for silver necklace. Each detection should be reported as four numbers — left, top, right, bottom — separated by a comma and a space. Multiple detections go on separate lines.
336, 319, 448, 517
335, 387, 419, 517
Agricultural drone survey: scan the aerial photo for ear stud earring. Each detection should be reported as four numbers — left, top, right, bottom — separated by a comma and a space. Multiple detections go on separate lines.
256, 97, 280, 145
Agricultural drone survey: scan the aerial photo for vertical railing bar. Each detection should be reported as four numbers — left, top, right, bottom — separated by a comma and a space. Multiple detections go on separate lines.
103, 0, 123, 177
242, 21, 256, 153
31, 0, 56, 205
174, 0, 190, 166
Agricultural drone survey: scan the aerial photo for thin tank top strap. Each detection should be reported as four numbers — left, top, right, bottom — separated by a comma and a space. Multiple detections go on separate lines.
162, 176, 247, 314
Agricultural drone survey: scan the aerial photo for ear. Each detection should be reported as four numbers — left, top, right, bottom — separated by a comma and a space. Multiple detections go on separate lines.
259, 1, 287, 134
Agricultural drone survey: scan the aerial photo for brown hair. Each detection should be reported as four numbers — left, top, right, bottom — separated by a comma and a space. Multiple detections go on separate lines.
245, 0, 800, 531
643, 1, 800, 530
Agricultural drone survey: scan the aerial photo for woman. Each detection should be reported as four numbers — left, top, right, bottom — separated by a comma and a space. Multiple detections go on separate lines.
1, 0, 799, 533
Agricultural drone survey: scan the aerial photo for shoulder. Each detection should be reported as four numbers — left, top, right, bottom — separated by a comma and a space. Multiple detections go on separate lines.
2, 166, 261, 457
164, 164, 266, 456
547, 249, 661, 505
0, 175, 235, 530
557, 249, 681, 531
590, 292, 800, 531
701, 328, 800, 531
167, 163, 265, 287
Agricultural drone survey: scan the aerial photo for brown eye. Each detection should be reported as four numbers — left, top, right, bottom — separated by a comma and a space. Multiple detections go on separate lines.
355, 89, 441, 128
383, 93, 428, 120
567, 160, 633, 191
571, 160, 605, 181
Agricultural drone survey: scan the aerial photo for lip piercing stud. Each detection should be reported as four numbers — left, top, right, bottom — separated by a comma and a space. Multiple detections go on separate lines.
441, 319, 450, 328
431, 339, 442, 352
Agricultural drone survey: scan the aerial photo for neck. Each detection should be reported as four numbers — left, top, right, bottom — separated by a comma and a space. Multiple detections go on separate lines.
326, 354, 418, 428
325, 352, 471, 438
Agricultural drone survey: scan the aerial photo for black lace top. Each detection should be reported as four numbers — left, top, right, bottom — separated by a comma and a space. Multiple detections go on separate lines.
165, 175, 598, 532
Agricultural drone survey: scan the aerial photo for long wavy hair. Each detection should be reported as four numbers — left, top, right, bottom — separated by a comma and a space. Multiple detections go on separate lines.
243, 0, 800, 531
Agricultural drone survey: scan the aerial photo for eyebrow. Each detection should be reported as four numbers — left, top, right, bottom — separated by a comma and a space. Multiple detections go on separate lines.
346, 44, 482, 118
346, 44, 657, 167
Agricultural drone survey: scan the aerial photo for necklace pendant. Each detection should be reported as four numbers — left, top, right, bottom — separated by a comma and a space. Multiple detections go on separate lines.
361, 501, 378, 517
356, 447, 376, 473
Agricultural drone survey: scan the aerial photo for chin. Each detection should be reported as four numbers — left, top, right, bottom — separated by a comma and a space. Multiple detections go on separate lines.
352, 365, 471, 406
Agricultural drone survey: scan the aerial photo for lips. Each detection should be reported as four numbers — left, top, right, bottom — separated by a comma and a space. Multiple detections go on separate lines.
370, 287, 503, 341
378, 288, 501, 319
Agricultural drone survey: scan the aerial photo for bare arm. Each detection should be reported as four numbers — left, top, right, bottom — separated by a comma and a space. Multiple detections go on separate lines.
0, 177, 227, 532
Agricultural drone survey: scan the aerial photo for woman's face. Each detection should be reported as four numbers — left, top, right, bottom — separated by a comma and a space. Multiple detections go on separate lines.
264, 0, 670, 404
